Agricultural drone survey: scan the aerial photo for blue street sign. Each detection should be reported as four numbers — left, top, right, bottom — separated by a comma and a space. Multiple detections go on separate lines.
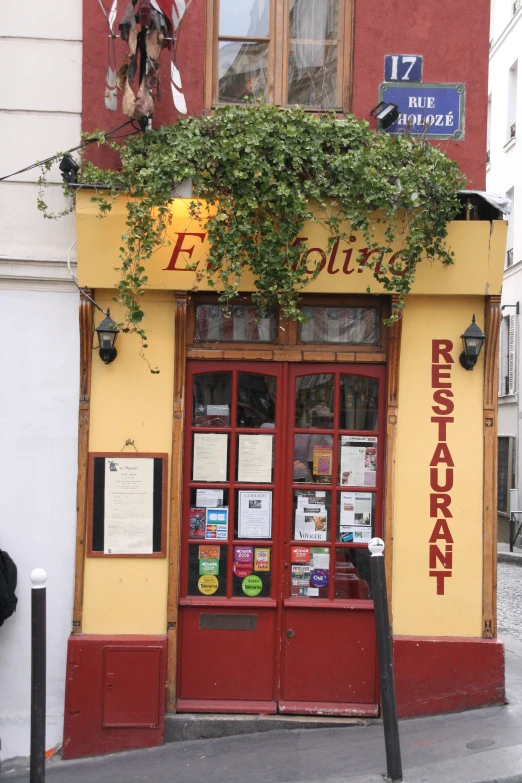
378, 83, 465, 139
384, 55, 423, 83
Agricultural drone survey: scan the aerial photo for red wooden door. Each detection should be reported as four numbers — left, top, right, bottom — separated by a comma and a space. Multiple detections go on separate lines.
177, 361, 385, 716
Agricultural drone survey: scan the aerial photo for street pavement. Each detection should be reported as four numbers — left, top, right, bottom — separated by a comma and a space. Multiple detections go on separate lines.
3, 554, 522, 783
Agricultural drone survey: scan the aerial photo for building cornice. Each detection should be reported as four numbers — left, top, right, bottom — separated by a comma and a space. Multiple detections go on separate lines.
0, 257, 78, 292
490, 10, 522, 57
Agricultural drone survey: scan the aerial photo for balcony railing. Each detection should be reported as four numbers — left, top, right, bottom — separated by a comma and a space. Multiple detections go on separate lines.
507, 248, 514, 268
511, 122, 517, 139
486, 149, 491, 164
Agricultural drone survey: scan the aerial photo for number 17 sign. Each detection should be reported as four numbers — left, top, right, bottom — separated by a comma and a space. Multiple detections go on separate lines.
384, 55, 423, 83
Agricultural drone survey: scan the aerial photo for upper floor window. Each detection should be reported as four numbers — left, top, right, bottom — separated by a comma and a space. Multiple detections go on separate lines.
206, 0, 353, 111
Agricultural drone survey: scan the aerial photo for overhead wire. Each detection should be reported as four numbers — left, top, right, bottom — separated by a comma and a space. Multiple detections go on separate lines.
0, 119, 140, 183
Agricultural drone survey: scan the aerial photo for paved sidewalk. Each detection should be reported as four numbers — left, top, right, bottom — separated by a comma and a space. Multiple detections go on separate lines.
3, 551, 522, 783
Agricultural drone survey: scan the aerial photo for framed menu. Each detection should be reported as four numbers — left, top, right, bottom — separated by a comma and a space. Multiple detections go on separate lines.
87, 452, 168, 557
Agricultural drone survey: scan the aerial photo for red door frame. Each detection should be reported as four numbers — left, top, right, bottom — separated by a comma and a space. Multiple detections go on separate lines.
177, 361, 386, 714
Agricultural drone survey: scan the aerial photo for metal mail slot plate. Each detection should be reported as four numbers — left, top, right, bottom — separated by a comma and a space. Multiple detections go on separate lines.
199, 613, 257, 630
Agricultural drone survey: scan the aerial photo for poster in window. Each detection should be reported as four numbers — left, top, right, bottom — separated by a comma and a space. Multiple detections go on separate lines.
193, 433, 228, 482
238, 434, 273, 483
238, 491, 272, 538
339, 436, 377, 487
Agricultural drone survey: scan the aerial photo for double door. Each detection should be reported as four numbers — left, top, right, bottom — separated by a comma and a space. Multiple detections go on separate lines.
177, 361, 385, 715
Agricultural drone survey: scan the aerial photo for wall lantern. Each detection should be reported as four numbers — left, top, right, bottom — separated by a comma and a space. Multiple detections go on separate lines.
95, 310, 119, 364
370, 102, 399, 130
59, 154, 79, 184
459, 315, 486, 370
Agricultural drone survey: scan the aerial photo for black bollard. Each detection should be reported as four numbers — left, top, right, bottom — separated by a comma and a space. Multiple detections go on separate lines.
369, 539, 402, 783
30, 569, 47, 783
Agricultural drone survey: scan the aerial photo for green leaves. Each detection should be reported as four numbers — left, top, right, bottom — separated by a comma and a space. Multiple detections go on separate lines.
39, 104, 466, 368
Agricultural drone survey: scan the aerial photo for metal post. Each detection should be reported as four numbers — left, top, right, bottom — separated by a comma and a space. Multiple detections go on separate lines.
510, 512, 515, 552
30, 569, 47, 783
369, 539, 402, 783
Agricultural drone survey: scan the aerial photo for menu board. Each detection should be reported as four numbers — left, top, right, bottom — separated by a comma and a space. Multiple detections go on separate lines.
88, 453, 167, 557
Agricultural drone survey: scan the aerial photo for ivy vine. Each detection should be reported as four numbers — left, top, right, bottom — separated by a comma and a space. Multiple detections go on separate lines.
38, 104, 466, 366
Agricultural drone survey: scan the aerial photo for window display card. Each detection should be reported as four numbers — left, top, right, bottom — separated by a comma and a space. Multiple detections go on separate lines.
294, 511, 327, 540
238, 434, 273, 483
189, 508, 206, 539
199, 558, 219, 576
340, 527, 372, 543
254, 548, 271, 572
199, 544, 220, 559
238, 491, 272, 538
205, 507, 228, 539
193, 433, 228, 482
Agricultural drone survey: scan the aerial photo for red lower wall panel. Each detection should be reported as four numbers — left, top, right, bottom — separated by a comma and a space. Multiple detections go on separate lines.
393, 635, 505, 718
63, 635, 167, 760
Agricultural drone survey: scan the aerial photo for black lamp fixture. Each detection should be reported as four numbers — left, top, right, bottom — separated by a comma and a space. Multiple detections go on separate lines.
59, 154, 79, 184
459, 315, 486, 370
95, 309, 119, 364
370, 102, 400, 130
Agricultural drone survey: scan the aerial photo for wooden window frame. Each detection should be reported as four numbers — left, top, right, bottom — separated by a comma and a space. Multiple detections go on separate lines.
186, 293, 389, 362
205, 0, 354, 113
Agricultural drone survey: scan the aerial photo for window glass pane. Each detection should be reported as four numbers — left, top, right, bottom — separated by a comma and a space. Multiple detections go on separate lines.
188, 544, 228, 596
195, 304, 277, 342
287, 0, 339, 108
339, 436, 377, 487
290, 545, 330, 598
189, 489, 229, 539
237, 373, 276, 428
295, 374, 334, 428
340, 375, 379, 430
294, 434, 333, 484
337, 491, 375, 542
193, 372, 231, 426
299, 307, 381, 344
334, 547, 372, 599
219, 0, 269, 38
218, 41, 269, 103
292, 489, 331, 540
232, 546, 272, 597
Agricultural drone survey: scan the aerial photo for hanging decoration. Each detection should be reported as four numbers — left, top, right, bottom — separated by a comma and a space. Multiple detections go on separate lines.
97, 0, 192, 120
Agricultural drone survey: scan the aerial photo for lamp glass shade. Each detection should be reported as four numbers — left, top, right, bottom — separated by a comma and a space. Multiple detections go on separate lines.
460, 315, 485, 361
95, 312, 118, 352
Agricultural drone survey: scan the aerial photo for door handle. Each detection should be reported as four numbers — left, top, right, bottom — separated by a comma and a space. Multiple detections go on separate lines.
286, 629, 295, 638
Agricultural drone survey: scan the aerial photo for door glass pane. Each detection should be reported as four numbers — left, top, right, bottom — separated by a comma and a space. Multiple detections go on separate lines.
189, 489, 229, 539
337, 492, 375, 542
287, 0, 338, 108
235, 489, 273, 539
219, 41, 269, 104
290, 545, 330, 598
195, 305, 277, 342
188, 544, 228, 597
292, 489, 331, 540
334, 547, 372, 599
237, 373, 276, 427
220, 0, 269, 38
193, 372, 231, 426
294, 434, 333, 484
232, 546, 272, 597
299, 307, 381, 344
295, 374, 334, 428
236, 435, 274, 483
340, 375, 379, 430
338, 436, 377, 487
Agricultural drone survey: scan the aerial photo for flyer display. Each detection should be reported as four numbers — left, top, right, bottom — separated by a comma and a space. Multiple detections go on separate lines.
103, 457, 154, 554
189, 507, 206, 539
196, 488, 224, 507
294, 493, 328, 540
238, 491, 272, 538
339, 492, 373, 542
339, 436, 377, 487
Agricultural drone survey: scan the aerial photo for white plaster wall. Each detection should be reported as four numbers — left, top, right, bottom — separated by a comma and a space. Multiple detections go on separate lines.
0, 0, 82, 761
488, 4, 522, 508
0, 290, 79, 760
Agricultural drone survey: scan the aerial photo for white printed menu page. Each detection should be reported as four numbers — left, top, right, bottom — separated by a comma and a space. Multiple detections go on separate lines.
104, 457, 154, 554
